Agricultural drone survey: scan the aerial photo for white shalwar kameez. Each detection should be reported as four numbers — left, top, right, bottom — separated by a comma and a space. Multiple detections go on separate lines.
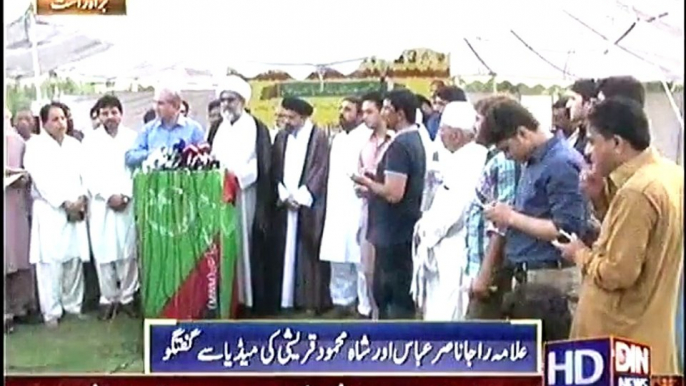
412, 101, 486, 321
83, 126, 139, 306
211, 112, 258, 307
278, 121, 314, 308
319, 124, 373, 314
24, 134, 91, 323
412, 142, 487, 321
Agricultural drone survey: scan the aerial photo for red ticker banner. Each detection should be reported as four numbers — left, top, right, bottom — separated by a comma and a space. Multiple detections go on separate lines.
6, 376, 542, 386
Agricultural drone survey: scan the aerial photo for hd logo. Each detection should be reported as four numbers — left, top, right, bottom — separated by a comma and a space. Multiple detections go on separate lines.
545, 337, 650, 386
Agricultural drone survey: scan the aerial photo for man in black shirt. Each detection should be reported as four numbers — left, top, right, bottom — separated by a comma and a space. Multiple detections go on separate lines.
352, 89, 426, 319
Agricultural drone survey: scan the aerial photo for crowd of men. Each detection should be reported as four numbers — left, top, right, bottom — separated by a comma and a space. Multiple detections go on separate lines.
4, 75, 683, 374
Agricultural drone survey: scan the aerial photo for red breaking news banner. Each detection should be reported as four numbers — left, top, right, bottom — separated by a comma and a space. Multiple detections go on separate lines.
5, 376, 541, 386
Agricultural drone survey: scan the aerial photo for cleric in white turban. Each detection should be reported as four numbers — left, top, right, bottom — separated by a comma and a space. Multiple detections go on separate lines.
410, 100, 489, 322
209, 74, 274, 316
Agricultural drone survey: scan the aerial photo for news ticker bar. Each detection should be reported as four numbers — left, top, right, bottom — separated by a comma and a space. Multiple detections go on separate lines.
5, 376, 684, 386
4, 376, 542, 386
146, 320, 539, 373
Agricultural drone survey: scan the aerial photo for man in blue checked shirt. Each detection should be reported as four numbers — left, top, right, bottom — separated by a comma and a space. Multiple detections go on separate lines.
125, 87, 205, 168
464, 95, 522, 319
481, 98, 587, 317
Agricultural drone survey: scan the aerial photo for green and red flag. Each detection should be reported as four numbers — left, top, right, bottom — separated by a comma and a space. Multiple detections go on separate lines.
134, 170, 238, 319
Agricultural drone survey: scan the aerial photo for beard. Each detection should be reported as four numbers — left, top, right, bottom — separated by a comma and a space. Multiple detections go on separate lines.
340, 117, 357, 131
221, 109, 235, 123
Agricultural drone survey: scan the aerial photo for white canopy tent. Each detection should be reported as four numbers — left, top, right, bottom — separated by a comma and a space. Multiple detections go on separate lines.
49, 0, 683, 83
14, 0, 682, 159
50, 0, 683, 127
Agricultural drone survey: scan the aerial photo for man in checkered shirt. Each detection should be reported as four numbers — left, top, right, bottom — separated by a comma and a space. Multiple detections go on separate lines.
464, 95, 522, 319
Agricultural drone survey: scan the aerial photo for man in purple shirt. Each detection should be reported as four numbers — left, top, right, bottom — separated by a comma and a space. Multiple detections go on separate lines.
125, 87, 205, 168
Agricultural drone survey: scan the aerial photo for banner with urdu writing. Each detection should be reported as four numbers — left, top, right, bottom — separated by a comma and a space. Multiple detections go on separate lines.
145, 321, 541, 374
244, 48, 451, 128
134, 171, 238, 319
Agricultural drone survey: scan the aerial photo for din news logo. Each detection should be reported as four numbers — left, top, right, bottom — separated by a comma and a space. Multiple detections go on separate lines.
545, 338, 650, 386
35, 0, 127, 15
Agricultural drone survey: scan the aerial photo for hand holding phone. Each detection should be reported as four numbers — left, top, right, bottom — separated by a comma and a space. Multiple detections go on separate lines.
474, 188, 491, 209
556, 229, 574, 244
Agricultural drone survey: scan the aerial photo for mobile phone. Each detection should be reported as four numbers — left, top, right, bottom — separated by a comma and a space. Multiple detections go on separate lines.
556, 229, 573, 244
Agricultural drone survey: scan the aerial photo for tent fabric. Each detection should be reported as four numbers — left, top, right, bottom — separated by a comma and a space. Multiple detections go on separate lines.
47, 0, 683, 84
4, 11, 112, 78
54, 49, 217, 89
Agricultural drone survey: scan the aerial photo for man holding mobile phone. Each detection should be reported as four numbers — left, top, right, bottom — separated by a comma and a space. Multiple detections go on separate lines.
552, 97, 683, 374
481, 98, 586, 318
464, 95, 522, 320
356, 92, 394, 320
352, 90, 426, 320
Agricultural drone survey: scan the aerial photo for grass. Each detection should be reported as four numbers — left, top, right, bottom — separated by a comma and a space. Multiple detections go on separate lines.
4, 308, 357, 374
5, 312, 145, 374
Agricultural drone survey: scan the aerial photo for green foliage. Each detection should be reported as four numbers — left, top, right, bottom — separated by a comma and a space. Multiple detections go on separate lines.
459, 80, 679, 96
5, 78, 98, 114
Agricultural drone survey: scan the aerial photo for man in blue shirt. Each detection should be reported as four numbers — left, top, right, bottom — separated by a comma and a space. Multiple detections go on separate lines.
125, 87, 205, 168
482, 98, 586, 316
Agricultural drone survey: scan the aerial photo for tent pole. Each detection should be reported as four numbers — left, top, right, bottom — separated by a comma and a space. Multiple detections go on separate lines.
661, 80, 684, 164
661, 80, 684, 130
28, 8, 43, 102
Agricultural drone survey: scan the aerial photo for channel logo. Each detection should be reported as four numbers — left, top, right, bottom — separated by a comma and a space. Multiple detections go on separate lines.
545, 337, 651, 386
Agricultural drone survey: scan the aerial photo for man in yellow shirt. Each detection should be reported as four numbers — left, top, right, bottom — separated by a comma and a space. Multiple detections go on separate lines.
554, 97, 683, 374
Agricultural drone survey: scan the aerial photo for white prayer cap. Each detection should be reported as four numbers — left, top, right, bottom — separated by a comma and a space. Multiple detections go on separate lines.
216, 75, 252, 102
440, 101, 477, 132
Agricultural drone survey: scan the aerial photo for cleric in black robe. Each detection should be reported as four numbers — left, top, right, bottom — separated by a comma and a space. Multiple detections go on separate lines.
207, 77, 273, 318
266, 97, 332, 315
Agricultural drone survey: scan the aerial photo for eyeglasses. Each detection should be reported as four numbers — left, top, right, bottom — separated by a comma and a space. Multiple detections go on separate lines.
220, 96, 237, 103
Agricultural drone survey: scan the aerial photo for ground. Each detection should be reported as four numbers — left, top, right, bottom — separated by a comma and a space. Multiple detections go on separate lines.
5, 312, 144, 374
4, 309, 353, 374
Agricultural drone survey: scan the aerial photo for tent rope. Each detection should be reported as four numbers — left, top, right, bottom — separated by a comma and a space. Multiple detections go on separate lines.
509, 30, 576, 78
606, 7, 670, 54
604, 21, 637, 54
463, 38, 496, 76
562, 10, 674, 76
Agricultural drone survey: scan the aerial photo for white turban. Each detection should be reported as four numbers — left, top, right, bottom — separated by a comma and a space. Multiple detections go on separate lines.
440, 101, 477, 132
216, 75, 252, 102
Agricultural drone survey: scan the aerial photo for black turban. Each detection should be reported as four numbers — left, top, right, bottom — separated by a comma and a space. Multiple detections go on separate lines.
282, 97, 313, 117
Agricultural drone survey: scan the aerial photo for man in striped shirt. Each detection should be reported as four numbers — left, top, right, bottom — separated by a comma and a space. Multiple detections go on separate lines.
464, 95, 522, 320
